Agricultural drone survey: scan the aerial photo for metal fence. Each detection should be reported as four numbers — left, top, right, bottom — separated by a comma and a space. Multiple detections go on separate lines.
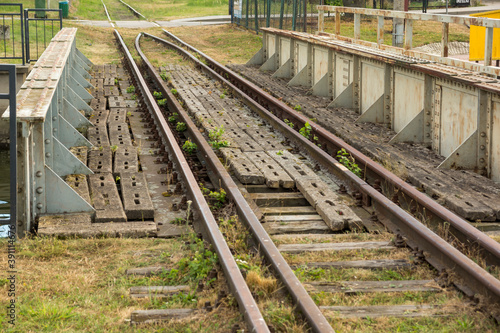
0, 4, 62, 64
232, 0, 322, 33
0, 3, 24, 65
25, 8, 63, 63
232, 0, 472, 33
0, 64, 16, 232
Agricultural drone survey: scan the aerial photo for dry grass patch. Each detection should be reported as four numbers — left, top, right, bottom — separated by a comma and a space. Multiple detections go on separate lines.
0, 236, 243, 332
329, 310, 497, 333
272, 232, 393, 245
246, 270, 279, 297
140, 36, 194, 69
283, 247, 410, 264
166, 24, 262, 65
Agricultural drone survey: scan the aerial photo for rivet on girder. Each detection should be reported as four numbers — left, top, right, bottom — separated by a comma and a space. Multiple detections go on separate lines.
45, 139, 50, 144
45, 153, 51, 158
36, 203, 43, 209
36, 171, 43, 177
36, 187, 43, 194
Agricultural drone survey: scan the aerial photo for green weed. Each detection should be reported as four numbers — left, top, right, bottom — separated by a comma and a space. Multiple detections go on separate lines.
176, 122, 187, 132
208, 125, 230, 149
182, 140, 197, 154
336, 148, 362, 177
299, 122, 312, 140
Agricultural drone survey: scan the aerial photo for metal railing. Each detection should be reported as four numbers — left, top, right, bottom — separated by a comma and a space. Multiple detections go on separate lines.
317, 6, 500, 67
0, 64, 16, 233
0, 3, 24, 65
1, 28, 95, 236
0, 4, 62, 65
24, 8, 63, 63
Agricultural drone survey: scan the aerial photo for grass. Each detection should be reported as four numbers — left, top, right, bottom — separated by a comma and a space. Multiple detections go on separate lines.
118, 0, 228, 21
70, 0, 108, 20
283, 247, 411, 264
0, 236, 244, 332
165, 25, 262, 65
271, 232, 393, 245
329, 313, 497, 332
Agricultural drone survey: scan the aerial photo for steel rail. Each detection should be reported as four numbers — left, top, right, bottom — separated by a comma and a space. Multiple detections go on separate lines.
114, 30, 269, 333
161, 28, 500, 268
137, 33, 336, 333
144, 31, 500, 312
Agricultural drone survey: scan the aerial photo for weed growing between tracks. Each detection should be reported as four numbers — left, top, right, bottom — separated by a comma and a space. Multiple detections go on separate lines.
214, 205, 308, 332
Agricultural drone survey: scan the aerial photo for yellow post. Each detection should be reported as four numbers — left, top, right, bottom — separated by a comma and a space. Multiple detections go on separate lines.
469, 10, 500, 62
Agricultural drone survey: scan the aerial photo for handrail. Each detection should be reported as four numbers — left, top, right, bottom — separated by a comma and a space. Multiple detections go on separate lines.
1, 28, 95, 236
317, 6, 500, 66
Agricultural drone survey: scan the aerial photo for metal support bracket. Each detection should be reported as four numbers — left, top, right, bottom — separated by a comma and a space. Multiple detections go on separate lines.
260, 53, 278, 72
67, 86, 93, 115
311, 73, 330, 97
45, 165, 94, 214
69, 74, 93, 102
62, 97, 93, 128
389, 109, 424, 143
272, 59, 292, 79
57, 115, 93, 148
52, 137, 93, 176
356, 95, 384, 123
76, 47, 93, 67
288, 66, 309, 87
328, 82, 353, 109
247, 47, 265, 66
438, 130, 478, 169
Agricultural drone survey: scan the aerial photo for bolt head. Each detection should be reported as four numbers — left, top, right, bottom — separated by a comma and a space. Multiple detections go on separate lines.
36, 187, 43, 194
36, 203, 43, 209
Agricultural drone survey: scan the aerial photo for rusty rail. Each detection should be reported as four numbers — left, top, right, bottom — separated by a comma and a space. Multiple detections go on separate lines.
113, 30, 270, 333
138, 32, 336, 333
157, 30, 500, 312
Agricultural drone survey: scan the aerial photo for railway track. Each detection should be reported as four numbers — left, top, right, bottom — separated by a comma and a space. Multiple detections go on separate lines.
101, 0, 159, 27
95, 29, 500, 331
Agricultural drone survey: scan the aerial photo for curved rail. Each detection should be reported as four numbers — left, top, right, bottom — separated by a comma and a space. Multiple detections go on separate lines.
137, 33, 336, 333
114, 30, 269, 333
144, 31, 500, 312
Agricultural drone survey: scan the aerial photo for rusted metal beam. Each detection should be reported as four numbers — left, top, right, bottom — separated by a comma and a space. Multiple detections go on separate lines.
404, 19, 412, 50
124, 31, 271, 333
164, 31, 500, 313
377, 16, 384, 47
145, 32, 336, 333
441, 22, 449, 58
484, 27, 494, 66
262, 27, 500, 79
